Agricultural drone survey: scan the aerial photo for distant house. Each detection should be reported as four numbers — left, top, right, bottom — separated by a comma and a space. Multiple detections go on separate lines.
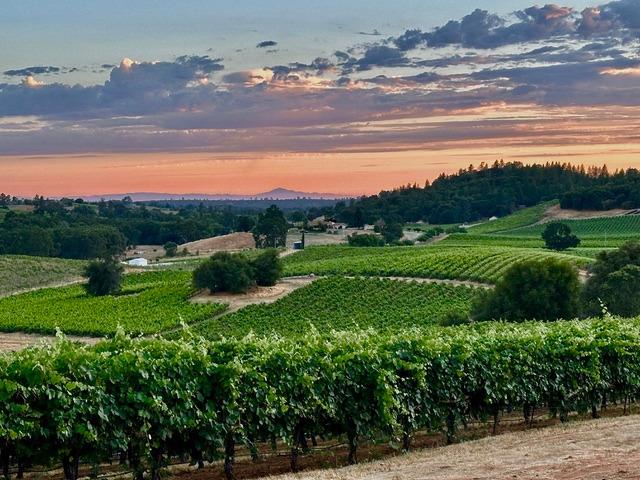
127, 257, 148, 267
327, 221, 348, 230
489, 216, 499, 221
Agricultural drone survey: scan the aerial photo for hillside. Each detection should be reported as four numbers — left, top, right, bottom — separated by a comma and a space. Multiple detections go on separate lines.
180, 232, 256, 254
0, 255, 86, 296
335, 163, 640, 226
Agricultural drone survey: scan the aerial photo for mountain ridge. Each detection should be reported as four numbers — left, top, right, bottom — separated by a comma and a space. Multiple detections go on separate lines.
77, 188, 350, 202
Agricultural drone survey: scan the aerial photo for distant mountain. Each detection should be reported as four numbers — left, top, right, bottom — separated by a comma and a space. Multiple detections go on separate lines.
79, 188, 348, 202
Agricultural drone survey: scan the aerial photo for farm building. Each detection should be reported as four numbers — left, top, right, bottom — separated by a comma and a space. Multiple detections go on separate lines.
126, 257, 149, 267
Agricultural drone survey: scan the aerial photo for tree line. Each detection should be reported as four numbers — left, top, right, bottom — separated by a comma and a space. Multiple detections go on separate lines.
333, 162, 640, 226
0, 198, 287, 259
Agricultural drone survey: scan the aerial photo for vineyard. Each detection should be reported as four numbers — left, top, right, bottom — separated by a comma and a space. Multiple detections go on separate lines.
283, 245, 591, 283
189, 277, 478, 339
438, 234, 626, 255
0, 255, 86, 297
0, 270, 226, 336
2, 317, 640, 480
499, 214, 640, 238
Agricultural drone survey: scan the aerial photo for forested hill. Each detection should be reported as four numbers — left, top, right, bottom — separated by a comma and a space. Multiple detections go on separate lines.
335, 162, 640, 225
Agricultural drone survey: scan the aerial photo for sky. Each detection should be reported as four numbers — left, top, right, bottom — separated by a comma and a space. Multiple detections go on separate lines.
1, 0, 640, 196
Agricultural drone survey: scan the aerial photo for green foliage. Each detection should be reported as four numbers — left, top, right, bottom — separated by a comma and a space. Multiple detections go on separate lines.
84, 259, 124, 296
284, 245, 590, 284
472, 258, 581, 322
193, 252, 255, 293
0, 255, 86, 296
253, 205, 288, 248
58, 226, 127, 260
251, 249, 282, 286
0, 225, 55, 257
163, 241, 178, 257
0, 271, 225, 335
336, 162, 603, 224
188, 277, 477, 339
416, 227, 444, 242
381, 222, 404, 243
3, 317, 640, 478
347, 233, 384, 247
542, 222, 581, 251
583, 241, 640, 317
235, 215, 255, 232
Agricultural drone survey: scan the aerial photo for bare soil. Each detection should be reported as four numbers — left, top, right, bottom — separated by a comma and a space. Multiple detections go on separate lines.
253, 414, 640, 480
542, 204, 634, 222
180, 232, 256, 255
126, 244, 166, 261
190, 276, 316, 313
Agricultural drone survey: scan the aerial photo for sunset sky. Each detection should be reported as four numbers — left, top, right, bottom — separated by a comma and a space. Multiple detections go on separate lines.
2, 0, 640, 197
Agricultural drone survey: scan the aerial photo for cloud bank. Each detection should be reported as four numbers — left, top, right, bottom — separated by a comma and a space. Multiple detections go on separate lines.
1, 1, 640, 157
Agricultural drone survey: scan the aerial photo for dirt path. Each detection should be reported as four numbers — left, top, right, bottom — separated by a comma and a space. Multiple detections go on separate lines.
0, 332, 100, 352
262, 415, 640, 480
342, 275, 491, 289
190, 277, 316, 311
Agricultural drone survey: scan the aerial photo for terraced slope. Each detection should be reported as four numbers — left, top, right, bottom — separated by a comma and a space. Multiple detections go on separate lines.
283, 245, 590, 283
189, 277, 479, 339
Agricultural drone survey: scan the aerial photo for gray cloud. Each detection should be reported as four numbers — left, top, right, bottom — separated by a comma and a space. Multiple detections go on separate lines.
257, 40, 278, 48
393, 5, 576, 50
1, 2, 640, 158
391, 0, 640, 51
4, 66, 62, 77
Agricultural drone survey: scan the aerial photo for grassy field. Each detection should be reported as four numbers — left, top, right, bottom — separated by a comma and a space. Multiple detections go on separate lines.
0, 270, 226, 336
0, 255, 87, 296
187, 277, 478, 339
283, 245, 591, 283
467, 201, 556, 234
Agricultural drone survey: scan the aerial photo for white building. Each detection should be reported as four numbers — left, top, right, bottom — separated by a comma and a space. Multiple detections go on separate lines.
127, 257, 148, 267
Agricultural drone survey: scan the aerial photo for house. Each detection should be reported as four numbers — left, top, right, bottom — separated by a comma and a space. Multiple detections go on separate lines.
327, 221, 348, 230
127, 257, 148, 267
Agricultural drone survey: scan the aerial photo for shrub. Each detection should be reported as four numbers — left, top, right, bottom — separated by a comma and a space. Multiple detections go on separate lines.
382, 222, 404, 244
84, 258, 124, 296
347, 233, 385, 247
416, 227, 444, 242
389, 239, 414, 246
542, 222, 580, 251
472, 258, 581, 322
193, 252, 254, 293
582, 241, 640, 317
251, 249, 282, 286
163, 241, 178, 257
